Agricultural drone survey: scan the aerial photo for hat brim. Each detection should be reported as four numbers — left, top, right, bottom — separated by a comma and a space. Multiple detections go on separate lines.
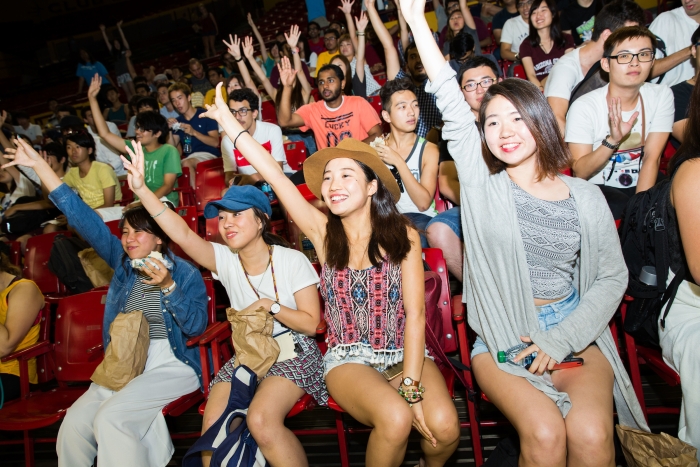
303, 146, 401, 202
203, 199, 257, 219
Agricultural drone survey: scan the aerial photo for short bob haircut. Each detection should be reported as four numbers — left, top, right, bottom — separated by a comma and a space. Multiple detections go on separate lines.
168, 82, 192, 97
478, 79, 571, 180
64, 131, 97, 161
135, 111, 169, 144
379, 77, 417, 112
119, 204, 172, 260
603, 25, 657, 58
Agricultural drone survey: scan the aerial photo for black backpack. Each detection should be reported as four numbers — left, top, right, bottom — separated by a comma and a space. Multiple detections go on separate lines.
47, 234, 94, 294
618, 156, 689, 348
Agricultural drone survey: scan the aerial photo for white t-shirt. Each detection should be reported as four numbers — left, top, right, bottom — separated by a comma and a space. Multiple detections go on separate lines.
211, 243, 320, 336
87, 125, 126, 176
219, 121, 291, 174
544, 47, 584, 100
1, 174, 37, 218
13, 124, 43, 144
649, 7, 699, 87
501, 16, 530, 53
565, 83, 674, 188
160, 106, 180, 120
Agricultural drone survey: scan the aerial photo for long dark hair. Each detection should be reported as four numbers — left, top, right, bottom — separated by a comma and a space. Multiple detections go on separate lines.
330, 54, 353, 96
274, 76, 306, 111
251, 207, 291, 248
669, 74, 700, 174
527, 0, 568, 49
324, 161, 412, 270
119, 205, 172, 260
0, 252, 21, 277
478, 79, 571, 180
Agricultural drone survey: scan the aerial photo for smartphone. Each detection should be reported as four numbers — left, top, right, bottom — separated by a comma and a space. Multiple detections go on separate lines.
551, 357, 584, 370
381, 361, 404, 381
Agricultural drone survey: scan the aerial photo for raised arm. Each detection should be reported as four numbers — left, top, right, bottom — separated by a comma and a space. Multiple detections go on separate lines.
651, 47, 692, 80
458, 0, 477, 31
99, 24, 113, 53
366, 0, 401, 79
243, 36, 277, 99
87, 74, 127, 151
223, 34, 257, 94
120, 142, 217, 272
116, 20, 130, 50
201, 83, 328, 247
286, 26, 312, 100
125, 49, 136, 78
355, 12, 369, 83
247, 13, 268, 65
276, 58, 307, 128
398, 0, 445, 81
339, 0, 359, 50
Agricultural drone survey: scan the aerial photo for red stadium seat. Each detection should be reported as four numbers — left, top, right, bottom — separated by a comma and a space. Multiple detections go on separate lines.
195, 158, 226, 214
175, 167, 196, 207
261, 99, 278, 124
23, 232, 72, 296
284, 140, 307, 172
119, 179, 134, 206
106, 219, 121, 238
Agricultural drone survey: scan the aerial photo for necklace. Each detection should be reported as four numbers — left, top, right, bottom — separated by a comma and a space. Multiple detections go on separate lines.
539, 39, 553, 54
240, 245, 279, 303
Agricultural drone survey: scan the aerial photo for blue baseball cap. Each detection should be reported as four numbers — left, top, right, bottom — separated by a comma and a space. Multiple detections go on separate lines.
203, 185, 272, 219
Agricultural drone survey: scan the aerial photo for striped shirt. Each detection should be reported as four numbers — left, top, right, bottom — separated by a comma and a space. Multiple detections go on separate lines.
124, 276, 168, 340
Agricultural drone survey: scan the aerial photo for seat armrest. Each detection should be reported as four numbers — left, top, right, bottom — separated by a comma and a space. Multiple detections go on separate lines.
198, 321, 231, 345
187, 321, 227, 346
1, 340, 52, 363
451, 295, 465, 322
86, 343, 104, 355
316, 319, 327, 335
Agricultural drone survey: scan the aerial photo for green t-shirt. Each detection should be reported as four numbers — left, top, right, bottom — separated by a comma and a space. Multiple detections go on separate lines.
125, 141, 182, 206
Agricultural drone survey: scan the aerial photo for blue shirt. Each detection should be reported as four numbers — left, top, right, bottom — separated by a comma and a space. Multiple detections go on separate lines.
76, 61, 110, 84
49, 183, 209, 388
175, 108, 221, 156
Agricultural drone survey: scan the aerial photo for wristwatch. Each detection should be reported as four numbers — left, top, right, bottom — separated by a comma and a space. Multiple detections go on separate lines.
601, 136, 621, 150
402, 376, 420, 387
161, 282, 177, 295
270, 301, 281, 314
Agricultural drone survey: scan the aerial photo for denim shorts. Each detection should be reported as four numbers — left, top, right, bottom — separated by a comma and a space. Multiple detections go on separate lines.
323, 347, 432, 378
426, 206, 462, 238
471, 288, 580, 358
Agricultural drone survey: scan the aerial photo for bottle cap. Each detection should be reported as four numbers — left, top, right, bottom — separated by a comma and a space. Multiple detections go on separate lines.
497, 351, 506, 363
639, 265, 657, 286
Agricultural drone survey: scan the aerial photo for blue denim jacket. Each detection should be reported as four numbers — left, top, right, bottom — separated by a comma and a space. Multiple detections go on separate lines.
49, 183, 208, 388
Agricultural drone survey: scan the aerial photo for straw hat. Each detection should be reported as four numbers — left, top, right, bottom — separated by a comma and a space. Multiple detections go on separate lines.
302, 138, 401, 202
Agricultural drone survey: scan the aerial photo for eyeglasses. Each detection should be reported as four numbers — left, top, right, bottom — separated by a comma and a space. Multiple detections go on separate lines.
461, 78, 495, 92
229, 107, 252, 116
517, 1, 533, 8
134, 126, 153, 133
606, 51, 654, 64
389, 166, 404, 193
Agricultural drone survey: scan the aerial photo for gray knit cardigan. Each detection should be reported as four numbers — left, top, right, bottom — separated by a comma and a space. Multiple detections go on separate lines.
426, 63, 648, 430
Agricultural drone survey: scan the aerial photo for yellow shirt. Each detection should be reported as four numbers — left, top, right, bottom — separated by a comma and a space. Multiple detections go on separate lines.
204, 88, 228, 107
313, 50, 340, 77
63, 161, 123, 209
0, 279, 42, 384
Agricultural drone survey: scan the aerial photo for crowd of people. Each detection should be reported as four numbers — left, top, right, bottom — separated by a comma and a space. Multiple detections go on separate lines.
1, 0, 700, 465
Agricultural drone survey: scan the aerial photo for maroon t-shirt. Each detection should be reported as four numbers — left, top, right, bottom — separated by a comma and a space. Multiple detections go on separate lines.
519, 34, 575, 80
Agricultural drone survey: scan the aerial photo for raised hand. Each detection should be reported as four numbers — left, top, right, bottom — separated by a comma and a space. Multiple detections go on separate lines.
285, 25, 301, 48
339, 0, 355, 14
608, 97, 639, 146
364, 0, 376, 12
120, 141, 147, 192
88, 73, 102, 99
223, 33, 242, 59
278, 56, 298, 87
355, 11, 369, 32
116, 20, 123, 27
242, 36, 255, 58
201, 82, 237, 125
247, 12, 256, 28
2, 138, 42, 169
99, 24, 106, 31
398, 0, 426, 25
125, 49, 132, 58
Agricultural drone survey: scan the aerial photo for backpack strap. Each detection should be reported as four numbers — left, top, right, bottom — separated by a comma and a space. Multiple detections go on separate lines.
659, 269, 685, 330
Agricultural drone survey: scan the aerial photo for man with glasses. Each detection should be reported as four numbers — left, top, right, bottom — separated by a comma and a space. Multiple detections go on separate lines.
307, 22, 326, 55
566, 26, 674, 218
313, 29, 341, 78
220, 89, 289, 184
426, 56, 500, 281
500, 0, 532, 62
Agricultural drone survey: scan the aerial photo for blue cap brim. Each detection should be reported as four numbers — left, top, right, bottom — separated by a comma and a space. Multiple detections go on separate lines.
203, 200, 256, 219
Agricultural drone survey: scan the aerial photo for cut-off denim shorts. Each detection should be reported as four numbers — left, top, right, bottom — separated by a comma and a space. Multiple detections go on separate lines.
471, 288, 580, 358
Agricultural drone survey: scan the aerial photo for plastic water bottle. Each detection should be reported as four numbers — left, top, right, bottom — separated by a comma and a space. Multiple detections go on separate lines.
183, 134, 192, 155
260, 182, 275, 202
497, 343, 536, 368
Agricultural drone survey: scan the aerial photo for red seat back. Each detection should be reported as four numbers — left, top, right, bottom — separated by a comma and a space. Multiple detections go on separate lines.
422, 248, 457, 353
367, 95, 383, 120
261, 100, 278, 124
23, 232, 72, 295
284, 140, 307, 172
205, 215, 224, 245
195, 159, 226, 213
7, 240, 21, 267
106, 220, 121, 238
53, 290, 107, 382
119, 179, 134, 206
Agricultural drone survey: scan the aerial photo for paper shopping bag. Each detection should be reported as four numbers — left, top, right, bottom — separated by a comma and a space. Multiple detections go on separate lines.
91, 311, 150, 391
227, 306, 280, 380
616, 425, 699, 467
78, 248, 114, 288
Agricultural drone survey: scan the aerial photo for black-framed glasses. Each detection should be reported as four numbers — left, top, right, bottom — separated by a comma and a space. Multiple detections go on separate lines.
229, 107, 252, 117
389, 166, 404, 193
606, 51, 654, 64
462, 78, 495, 92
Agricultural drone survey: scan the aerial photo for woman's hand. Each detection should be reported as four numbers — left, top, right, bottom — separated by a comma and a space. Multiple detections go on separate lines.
410, 401, 437, 448
139, 257, 174, 288
285, 24, 301, 48
608, 96, 639, 146
339, 0, 355, 14
278, 56, 298, 87
88, 73, 102, 99
364, 0, 376, 12
241, 298, 273, 314
223, 34, 243, 60
398, 0, 426, 26
2, 138, 42, 169
375, 143, 404, 167
242, 36, 255, 59
247, 12, 256, 28
120, 140, 147, 192
3, 205, 18, 218
355, 11, 369, 33
516, 336, 556, 376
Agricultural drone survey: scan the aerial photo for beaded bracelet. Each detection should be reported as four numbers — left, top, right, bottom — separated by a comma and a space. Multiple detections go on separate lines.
399, 383, 425, 406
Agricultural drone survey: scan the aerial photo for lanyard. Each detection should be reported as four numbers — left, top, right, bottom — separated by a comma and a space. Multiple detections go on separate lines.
606, 92, 645, 181
240, 245, 279, 303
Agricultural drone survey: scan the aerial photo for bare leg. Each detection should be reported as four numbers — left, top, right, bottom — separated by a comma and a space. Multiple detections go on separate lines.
426, 222, 463, 282
472, 353, 567, 467
201, 382, 231, 467
247, 376, 308, 467
551, 346, 615, 467
124, 81, 135, 101
181, 158, 198, 189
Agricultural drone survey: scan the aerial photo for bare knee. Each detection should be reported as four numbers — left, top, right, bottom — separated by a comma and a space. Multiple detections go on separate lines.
246, 407, 283, 447
426, 222, 455, 249
429, 407, 461, 445
520, 420, 567, 464
373, 405, 413, 446
567, 421, 614, 465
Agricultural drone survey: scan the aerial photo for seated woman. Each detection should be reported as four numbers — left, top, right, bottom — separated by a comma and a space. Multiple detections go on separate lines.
399, 1, 647, 466
658, 79, 700, 459
121, 144, 327, 466
2, 137, 209, 467
0, 252, 44, 402
102, 86, 131, 125
198, 82, 460, 466
519, 0, 574, 91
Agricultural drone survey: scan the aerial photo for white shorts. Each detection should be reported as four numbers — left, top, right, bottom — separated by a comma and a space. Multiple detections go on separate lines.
185, 152, 218, 164
116, 73, 132, 86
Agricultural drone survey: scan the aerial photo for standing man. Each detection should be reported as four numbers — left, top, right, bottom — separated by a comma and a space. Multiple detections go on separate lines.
649, 0, 700, 86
